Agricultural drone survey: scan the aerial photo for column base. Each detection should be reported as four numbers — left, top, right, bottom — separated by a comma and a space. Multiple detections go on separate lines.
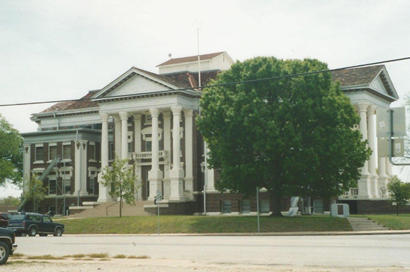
378, 175, 389, 199
170, 168, 184, 201
148, 169, 163, 200
97, 173, 111, 203
358, 174, 371, 199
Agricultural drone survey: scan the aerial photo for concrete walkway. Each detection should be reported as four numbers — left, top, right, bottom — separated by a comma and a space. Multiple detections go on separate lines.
347, 216, 389, 231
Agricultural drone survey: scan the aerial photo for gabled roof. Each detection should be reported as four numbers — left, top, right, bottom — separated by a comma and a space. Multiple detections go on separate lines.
41, 90, 98, 113
331, 65, 384, 86
157, 52, 225, 67
331, 65, 399, 100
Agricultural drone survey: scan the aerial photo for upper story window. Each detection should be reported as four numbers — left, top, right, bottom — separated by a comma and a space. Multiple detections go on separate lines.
89, 143, 96, 161
63, 143, 72, 160
35, 145, 44, 161
49, 144, 57, 160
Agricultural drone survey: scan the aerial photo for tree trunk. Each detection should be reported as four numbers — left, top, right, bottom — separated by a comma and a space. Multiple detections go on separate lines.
396, 204, 399, 216
270, 190, 283, 217
119, 187, 123, 218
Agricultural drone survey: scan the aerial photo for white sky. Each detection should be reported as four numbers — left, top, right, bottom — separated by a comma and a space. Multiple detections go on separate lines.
1, 1, 410, 195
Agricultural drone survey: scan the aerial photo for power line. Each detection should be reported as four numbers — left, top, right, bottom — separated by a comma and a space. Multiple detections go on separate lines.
1, 56, 409, 108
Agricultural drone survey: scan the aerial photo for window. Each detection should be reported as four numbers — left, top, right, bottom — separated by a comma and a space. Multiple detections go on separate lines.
260, 199, 270, 213
35, 146, 44, 161
89, 144, 96, 160
144, 141, 152, 152
109, 142, 114, 160
63, 179, 71, 194
63, 144, 71, 160
43, 217, 52, 223
241, 199, 251, 213
222, 200, 232, 213
48, 180, 56, 195
49, 145, 57, 160
89, 178, 95, 195
28, 215, 42, 223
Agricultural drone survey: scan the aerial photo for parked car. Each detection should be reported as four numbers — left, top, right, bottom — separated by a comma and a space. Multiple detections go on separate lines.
0, 227, 17, 264
7, 213, 64, 237
0, 214, 8, 228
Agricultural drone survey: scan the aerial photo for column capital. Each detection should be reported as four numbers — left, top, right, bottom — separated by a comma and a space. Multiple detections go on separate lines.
358, 103, 369, 112
183, 109, 193, 117
171, 105, 182, 115
100, 112, 109, 122
113, 115, 120, 122
368, 105, 376, 114
162, 111, 171, 118
133, 113, 142, 120
119, 111, 128, 121
150, 108, 160, 118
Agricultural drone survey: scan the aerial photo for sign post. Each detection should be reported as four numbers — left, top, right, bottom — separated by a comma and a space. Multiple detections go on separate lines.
256, 187, 260, 233
154, 192, 162, 235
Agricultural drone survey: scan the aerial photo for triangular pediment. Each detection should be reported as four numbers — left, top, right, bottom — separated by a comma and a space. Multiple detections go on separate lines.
93, 67, 180, 100
369, 68, 399, 100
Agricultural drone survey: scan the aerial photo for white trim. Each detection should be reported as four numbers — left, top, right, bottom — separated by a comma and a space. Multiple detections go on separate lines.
35, 143, 44, 147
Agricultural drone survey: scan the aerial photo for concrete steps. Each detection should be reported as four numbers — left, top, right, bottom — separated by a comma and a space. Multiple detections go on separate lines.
69, 201, 152, 218
347, 217, 389, 231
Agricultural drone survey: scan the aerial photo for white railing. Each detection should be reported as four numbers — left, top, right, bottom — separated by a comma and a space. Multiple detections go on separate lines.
132, 151, 168, 160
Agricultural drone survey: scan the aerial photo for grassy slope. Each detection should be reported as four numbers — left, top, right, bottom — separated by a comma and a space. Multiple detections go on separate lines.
366, 214, 410, 230
56, 215, 352, 234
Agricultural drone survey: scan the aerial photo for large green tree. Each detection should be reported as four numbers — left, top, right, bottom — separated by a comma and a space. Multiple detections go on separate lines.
0, 114, 22, 186
197, 57, 370, 215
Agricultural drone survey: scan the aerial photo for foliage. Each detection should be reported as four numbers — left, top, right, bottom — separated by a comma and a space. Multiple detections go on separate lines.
56, 215, 352, 234
197, 57, 369, 214
0, 196, 20, 206
101, 158, 136, 217
388, 176, 410, 215
23, 174, 47, 212
0, 114, 23, 186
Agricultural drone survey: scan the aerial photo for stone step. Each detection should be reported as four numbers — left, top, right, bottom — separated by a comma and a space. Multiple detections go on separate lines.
347, 217, 389, 231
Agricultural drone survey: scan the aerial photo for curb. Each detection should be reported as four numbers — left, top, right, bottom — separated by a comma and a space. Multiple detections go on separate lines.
62, 230, 410, 237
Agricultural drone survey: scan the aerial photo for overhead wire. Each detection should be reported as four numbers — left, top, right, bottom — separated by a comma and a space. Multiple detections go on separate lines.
0, 56, 409, 108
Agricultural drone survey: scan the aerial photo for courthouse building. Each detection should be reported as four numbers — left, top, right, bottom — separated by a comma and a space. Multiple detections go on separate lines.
22, 52, 400, 214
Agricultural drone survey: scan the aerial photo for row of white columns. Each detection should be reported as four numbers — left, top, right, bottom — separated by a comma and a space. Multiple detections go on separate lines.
357, 103, 392, 199
97, 106, 194, 203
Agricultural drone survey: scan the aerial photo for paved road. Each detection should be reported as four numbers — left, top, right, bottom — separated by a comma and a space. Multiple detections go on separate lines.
14, 234, 410, 269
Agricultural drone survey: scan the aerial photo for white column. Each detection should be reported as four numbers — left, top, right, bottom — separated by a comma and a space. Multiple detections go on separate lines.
23, 144, 31, 193
75, 140, 88, 197
148, 108, 163, 200
358, 103, 370, 199
163, 111, 171, 199
378, 157, 388, 198
368, 105, 378, 198
170, 105, 184, 200
134, 113, 142, 200
119, 111, 129, 160
114, 115, 122, 159
184, 109, 194, 196
98, 113, 110, 202
80, 141, 88, 196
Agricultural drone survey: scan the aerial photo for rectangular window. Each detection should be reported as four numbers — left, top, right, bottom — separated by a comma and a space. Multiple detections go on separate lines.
89, 178, 95, 195
260, 199, 270, 213
241, 199, 251, 213
63, 179, 71, 194
49, 145, 57, 160
144, 141, 152, 152
35, 146, 44, 161
63, 144, 71, 160
109, 142, 114, 160
222, 200, 232, 213
48, 180, 56, 195
89, 144, 96, 160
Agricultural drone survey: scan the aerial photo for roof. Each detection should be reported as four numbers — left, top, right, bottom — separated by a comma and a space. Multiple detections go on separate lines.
41, 90, 98, 113
157, 52, 225, 67
331, 65, 384, 86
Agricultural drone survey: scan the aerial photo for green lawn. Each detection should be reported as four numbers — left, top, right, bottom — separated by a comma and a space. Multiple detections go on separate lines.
55, 215, 352, 234
365, 214, 410, 230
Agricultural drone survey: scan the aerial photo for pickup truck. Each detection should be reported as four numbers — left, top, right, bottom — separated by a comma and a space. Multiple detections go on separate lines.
7, 212, 64, 237
0, 227, 17, 264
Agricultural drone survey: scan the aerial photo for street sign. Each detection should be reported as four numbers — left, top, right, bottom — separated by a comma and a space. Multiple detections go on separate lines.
377, 107, 407, 137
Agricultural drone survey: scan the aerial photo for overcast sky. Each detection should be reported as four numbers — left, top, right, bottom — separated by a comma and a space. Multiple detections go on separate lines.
1, 1, 410, 195
1, 0, 410, 134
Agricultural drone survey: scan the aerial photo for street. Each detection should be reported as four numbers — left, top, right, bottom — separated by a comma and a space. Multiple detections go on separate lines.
3, 234, 410, 271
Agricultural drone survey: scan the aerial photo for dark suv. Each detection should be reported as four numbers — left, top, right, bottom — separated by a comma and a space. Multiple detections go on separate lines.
7, 213, 64, 237
0, 227, 17, 264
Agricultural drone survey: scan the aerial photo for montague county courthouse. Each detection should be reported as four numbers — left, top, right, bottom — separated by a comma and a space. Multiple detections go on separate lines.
22, 52, 402, 215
